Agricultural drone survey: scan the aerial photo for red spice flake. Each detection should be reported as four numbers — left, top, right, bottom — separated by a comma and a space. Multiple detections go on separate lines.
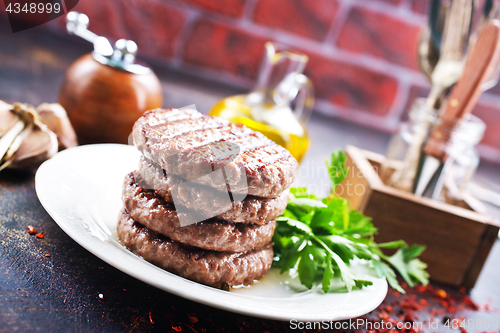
355, 282, 487, 333
123, 289, 127, 291
26, 225, 37, 234
35, 232, 44, 239
184, 323, 199, 333
188, 315, 198, 324
436, 289, 447, 299
5, 272, 8, 275
379, 311, 389, 320
98, 293, 104, 299
45, 254, 50, 257
172, 326, 182, 332
149, 310, 154, 324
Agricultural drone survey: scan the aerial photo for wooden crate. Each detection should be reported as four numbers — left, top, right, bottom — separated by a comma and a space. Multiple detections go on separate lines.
336, 145, 499, 289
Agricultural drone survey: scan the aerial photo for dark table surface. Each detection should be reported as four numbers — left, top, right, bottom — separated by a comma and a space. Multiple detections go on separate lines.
1, 17, 500, 333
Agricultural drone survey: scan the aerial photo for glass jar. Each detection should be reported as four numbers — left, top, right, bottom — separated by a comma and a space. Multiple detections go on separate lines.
382, 98, 485, 203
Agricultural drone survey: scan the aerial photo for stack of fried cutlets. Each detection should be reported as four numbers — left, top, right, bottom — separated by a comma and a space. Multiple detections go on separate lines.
117, 108, 298, 288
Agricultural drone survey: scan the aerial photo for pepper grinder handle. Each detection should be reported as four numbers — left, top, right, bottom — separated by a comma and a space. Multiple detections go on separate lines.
59, 12, 163, 144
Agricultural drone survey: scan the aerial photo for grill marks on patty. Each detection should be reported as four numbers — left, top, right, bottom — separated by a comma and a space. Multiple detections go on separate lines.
132, 108, 298, 197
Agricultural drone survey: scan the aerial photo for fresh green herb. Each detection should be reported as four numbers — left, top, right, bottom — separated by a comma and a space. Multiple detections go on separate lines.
272, 150, 429, 293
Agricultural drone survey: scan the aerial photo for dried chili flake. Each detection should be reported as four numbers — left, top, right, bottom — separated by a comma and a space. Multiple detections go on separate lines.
35, 232, 44, 239
149, 310, 154, 324
27, 225, 37, 234
172, 326, 182, 332
98, 293, 104, 299
184, 323, 199, 333
436, 289, 447, 299
189, 315, 198, 324
45, 254, 50, 257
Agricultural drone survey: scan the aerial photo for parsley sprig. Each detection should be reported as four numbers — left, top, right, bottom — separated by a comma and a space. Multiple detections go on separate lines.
272, 151, 429, 293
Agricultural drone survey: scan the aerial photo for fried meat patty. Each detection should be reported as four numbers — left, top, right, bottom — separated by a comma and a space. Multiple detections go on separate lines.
123, 173, 276, 252
132, 108, 298, 198
117, 210, 274, 287
134, 157, 289, 225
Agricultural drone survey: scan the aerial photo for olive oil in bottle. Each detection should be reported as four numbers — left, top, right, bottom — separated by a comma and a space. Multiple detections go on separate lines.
209, 42, 314, 163
209, 95, 310, 162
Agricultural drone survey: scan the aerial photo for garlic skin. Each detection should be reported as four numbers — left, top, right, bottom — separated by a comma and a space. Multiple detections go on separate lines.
0, 101, 77, 171
9, 123, 58, 169
36, 103, 78, 150
0, 101, 17, 137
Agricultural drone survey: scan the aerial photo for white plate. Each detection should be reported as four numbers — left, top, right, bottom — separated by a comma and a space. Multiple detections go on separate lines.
35, 144, 387, 322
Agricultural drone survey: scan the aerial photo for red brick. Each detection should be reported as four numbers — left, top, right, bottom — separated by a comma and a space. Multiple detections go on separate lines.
305, 53, 399, 116
412, 0, 430, 14
400, 85, 430, 121
183, 20, 267, 79
54, 0, 186, 59
337, 7, 421, 69
473, 103, 500, 150
253, 0, 338, 40
121, 1, 185, 58
179, 0, 246, 17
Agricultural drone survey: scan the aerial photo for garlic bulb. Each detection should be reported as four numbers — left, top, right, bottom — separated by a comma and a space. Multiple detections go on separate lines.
0, 101, 77, 171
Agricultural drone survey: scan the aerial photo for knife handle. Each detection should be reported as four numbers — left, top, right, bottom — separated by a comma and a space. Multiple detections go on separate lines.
424, 21, 500, 160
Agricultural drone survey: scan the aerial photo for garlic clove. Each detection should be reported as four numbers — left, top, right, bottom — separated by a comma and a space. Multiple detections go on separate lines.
0, 100, 18, 137
0, 117, 25, 162
7, 124, 58, 169
36, 103, 78, 150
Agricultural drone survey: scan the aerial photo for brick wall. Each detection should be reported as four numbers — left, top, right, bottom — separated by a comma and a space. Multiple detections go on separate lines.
43, 0, 500, 163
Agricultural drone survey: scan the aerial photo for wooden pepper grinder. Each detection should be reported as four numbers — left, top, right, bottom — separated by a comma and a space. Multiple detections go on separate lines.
59, 12, 162, 144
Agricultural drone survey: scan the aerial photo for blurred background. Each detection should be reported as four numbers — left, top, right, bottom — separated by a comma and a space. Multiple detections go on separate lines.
1, 0, 499, 164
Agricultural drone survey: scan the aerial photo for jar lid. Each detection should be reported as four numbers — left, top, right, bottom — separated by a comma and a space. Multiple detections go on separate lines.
66, 12, 151, 75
